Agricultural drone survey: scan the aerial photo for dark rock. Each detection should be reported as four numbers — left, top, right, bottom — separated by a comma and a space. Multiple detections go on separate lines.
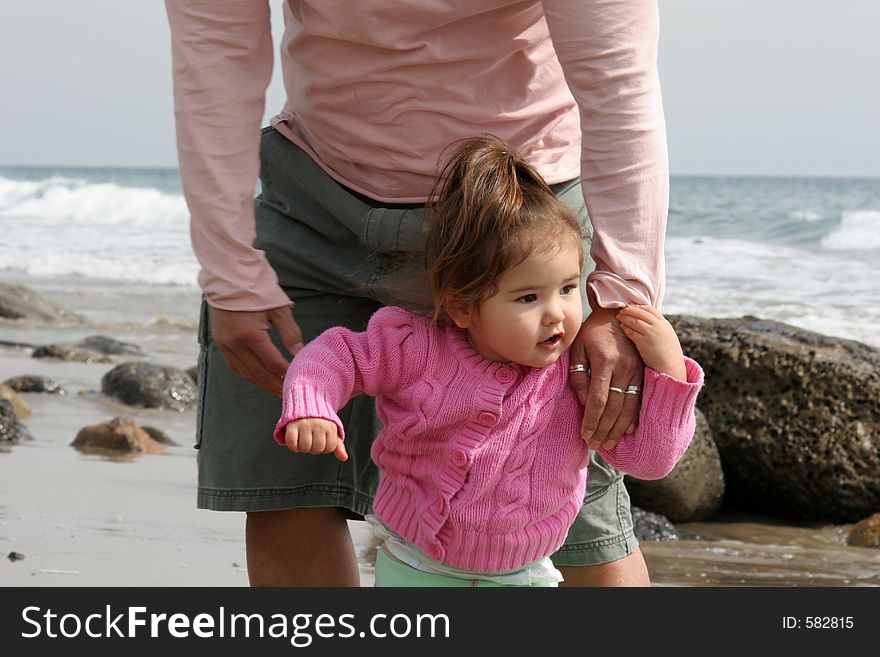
101, 362, 197, 411
0, 399, 34, 444
847, 513, 880, 548
32, 343, 113, 364
0, 283, 81, 323
2, 375, 66, 395
7, 551, 25, 562
632, 507, 690, 541
0, 339, 36, 350
141, 426, 179, 446
669, 315, 880, 523
626, 408, 724, 522
77, 335, 144, 356
71, 417, 166, 454
0, 384, 31, 419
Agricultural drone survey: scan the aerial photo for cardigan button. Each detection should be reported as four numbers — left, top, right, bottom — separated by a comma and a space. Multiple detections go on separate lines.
451, 450, 469, 467
477, 411, 497, 426
494, 367, 514, 383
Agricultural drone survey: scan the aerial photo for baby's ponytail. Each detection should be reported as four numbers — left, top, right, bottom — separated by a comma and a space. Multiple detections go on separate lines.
426, 135, 583, 323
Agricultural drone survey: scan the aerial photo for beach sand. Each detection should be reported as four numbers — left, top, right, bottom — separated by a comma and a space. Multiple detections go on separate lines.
1, 273, 877, 587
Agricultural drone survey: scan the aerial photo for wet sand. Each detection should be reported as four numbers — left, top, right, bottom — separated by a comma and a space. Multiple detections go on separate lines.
1, 273, 877, 587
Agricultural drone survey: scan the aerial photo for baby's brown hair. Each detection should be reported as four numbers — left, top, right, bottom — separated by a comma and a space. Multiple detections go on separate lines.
426, 135, 585, 324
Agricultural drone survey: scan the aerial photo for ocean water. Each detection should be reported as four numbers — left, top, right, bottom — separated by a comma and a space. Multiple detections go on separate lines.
2, 166, 878, 588
1, 166, 878, 347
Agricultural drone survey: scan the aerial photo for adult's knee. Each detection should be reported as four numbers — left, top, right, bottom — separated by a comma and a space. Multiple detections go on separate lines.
245, 508, 359, 587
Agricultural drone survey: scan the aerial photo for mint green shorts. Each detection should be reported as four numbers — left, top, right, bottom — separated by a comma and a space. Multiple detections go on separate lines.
195, 127, 639, 567
374, 548, 559, 588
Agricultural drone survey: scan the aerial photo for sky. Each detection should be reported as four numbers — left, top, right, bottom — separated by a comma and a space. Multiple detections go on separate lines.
1, 1, 878, 177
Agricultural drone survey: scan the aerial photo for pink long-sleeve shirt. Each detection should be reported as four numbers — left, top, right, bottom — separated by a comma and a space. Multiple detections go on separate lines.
274, 307, 703, 572
166, 0, 668, 312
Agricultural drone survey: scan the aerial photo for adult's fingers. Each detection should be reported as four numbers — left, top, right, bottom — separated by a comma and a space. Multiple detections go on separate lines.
572, 311, 644, 448
579, 333, 644, 446
220, 332, 288, 396
211, 306, 294, 397
269, 306, 305, 357
601, 377, 643, 450
587, 366, 645, 449
582, 368, 626, 449
567, 338, 591, 405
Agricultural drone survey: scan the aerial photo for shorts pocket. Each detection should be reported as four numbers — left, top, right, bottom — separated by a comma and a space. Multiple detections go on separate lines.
364, 206, 427, 253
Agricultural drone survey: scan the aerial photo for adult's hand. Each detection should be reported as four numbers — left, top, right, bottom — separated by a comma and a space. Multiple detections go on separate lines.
569, 306, 644, 450
210, 305, 304, 397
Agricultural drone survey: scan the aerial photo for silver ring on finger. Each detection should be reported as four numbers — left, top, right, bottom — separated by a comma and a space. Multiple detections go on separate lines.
608, 386, 625, 394
569, 363, 589, 374
624, 385, 640, 395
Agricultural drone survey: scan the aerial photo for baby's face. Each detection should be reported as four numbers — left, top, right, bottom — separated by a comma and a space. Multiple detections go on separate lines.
461, 241, 583, 368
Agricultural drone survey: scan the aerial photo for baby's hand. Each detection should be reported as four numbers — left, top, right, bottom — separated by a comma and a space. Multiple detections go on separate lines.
284, 418, 348, 462
616, 305, 687, 381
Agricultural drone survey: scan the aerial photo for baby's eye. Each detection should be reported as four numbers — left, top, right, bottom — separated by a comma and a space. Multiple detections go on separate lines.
516, 293, 538, 303
561, 284, 577, 296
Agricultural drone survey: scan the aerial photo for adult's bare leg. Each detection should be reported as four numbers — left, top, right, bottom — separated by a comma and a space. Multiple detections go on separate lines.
558, 548, 650, 587
246, 507, 360, 587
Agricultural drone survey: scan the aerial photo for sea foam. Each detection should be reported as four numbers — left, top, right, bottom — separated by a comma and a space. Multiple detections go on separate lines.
1, 174, 196, 287
665, 235, 880, 347
0, 176, 188, 226
820, 210, 880, 251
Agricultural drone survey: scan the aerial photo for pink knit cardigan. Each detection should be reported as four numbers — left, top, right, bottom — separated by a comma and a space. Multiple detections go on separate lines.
275, 307, 703, 572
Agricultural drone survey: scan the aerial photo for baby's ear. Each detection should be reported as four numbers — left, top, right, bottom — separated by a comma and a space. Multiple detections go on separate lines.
443, 294, 473, 329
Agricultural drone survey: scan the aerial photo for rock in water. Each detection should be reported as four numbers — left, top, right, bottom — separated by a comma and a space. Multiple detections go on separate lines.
847, 514, 880, 548
71, 417, 166, 454
32, 343, 113, 363
0, 384, 32, 419
141, 425, 179, 446
632, 507, 689, 541
0, 283, 81, 322
0, 400, 34, 444
77, 335, 144, 356
2, 375, 67, 395
101, 362, 197, 411
626, 409, 725, 522
669, 315, 880, 523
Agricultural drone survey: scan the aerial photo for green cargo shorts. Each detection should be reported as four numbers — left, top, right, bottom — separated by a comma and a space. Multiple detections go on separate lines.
195, 126, 638, 567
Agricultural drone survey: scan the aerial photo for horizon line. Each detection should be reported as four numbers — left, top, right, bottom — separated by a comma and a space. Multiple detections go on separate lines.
0, 162, 878, 182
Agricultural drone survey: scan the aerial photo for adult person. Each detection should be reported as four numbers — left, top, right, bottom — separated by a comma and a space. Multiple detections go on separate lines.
164, 0, 669, 587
